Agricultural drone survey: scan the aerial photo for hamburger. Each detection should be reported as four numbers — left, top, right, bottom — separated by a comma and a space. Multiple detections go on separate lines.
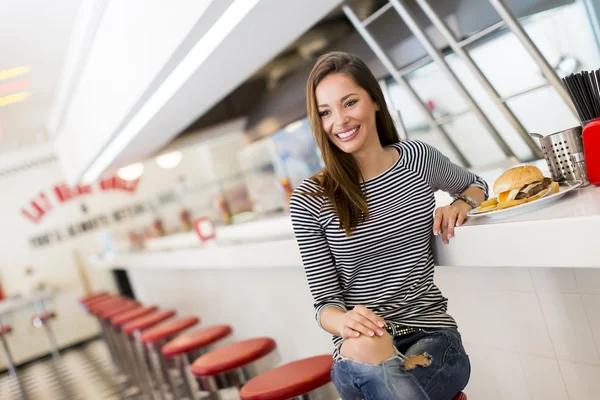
492, 165, 559, 210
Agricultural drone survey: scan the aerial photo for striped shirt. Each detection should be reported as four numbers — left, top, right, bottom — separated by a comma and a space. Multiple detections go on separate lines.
290, 140, 488, 356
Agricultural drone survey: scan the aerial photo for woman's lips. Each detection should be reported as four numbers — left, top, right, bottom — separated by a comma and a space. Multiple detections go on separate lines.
335, 126, 360, 142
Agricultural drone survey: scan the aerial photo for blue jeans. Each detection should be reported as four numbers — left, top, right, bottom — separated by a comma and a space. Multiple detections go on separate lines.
331, 328, 470, 400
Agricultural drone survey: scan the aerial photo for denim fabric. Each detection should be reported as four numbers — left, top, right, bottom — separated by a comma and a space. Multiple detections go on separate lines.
331, 328, 470, 400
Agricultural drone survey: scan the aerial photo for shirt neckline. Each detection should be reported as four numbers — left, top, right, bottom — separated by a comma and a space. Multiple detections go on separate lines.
362, 144, 403, 185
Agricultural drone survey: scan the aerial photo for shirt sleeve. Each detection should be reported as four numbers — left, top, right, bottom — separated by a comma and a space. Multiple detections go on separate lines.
290, 188, 347, 329
410, 140, 489, 199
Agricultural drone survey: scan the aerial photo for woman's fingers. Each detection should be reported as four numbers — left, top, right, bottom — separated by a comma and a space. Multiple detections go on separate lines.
354, 305, 386, 328
446, 209, 458, 242
350, 313, 384, 336
433, 208, 443, 236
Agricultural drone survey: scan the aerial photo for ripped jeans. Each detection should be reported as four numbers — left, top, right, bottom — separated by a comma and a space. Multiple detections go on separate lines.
331, 328, 470, 400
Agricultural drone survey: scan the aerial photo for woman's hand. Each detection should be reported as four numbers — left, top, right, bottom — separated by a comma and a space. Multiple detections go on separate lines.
433, 200, 473, 244
340, 305, 386, 339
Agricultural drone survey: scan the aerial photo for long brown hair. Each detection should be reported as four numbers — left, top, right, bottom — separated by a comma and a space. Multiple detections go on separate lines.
306, 51, 400, 236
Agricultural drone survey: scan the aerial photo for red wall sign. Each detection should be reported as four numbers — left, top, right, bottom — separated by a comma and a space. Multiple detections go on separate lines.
20, 175, 141, 224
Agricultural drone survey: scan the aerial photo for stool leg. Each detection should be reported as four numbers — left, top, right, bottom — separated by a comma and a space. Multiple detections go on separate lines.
132, 332, 164, 400
40, 321, 73, 399
0, 334, 27, 400
154, 341, 182, 400
176, 355, 197, 400
121, 330, 152, 397
147, 342, 172, 400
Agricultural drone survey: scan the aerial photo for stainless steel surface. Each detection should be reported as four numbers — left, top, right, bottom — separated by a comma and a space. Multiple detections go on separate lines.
397, 21, 506, 78
362, 2, 393, 27
488, 0, 578, 117
535, 126, 584, 181
529, 133, 544, 139
0, 330, 27, 399
39, 319, 72, 399
389, 0, 516, 159
433, 109, 470, 126
500, 81, 551, 102
458, 21, 506, 47
571, 152, 590, 186
416, 0, 542, 159
342, 4, 471, 167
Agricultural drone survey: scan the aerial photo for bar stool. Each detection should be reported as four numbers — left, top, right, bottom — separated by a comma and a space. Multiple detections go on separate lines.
123, 310, 177, 398
191, 337, 278, 399
31, 311, 72, 398
139, 316, 200, 400
112, 306, 159, 396
79, 291, 109, 306
161, 325, 233, 400
0, 325, 27, 400
240, 355, 336, 400
88, 297, 132, 383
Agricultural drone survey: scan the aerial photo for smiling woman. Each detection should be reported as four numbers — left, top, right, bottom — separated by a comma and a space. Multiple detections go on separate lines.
291, 52, 488, 400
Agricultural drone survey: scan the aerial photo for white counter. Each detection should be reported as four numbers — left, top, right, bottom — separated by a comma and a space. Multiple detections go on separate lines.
92, 185, 600, 270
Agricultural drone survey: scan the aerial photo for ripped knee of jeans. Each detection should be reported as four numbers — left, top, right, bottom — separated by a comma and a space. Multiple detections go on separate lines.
403, 352, 432, 371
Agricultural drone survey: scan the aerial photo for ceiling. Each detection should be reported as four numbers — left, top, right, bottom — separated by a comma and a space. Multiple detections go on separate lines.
46, 0, 343, 185
0, 0, 81, 154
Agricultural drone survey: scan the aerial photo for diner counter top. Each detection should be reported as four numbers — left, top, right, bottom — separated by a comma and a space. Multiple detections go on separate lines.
91, 185, 600, 270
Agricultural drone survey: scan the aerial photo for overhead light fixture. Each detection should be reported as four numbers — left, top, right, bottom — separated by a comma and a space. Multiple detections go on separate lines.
0, 65, 31, 81
0, 92, 29, 107
156, 151, 183, 169
79, 0, 261, 185
117, 163, 144, 181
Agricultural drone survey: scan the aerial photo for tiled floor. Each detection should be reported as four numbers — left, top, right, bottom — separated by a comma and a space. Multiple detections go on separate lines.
0, 340, 121, 400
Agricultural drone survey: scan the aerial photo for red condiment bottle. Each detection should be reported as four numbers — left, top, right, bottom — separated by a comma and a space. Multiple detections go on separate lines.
583, 119, 600, 186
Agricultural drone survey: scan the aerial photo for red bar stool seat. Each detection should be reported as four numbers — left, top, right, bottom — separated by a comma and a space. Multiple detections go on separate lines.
89, 297, 128, 315
240, 355, 336, 400
139, 317, 200, 399
0, 325, 12, 336
99, 301, 140, 320
454, 393, 467, 400
140, 316, 200, 345
80, 294, 114, 312
162, 325, 232, 358
79, 292, 109, 305
31, 311, 56, 327
123, 310, 176, 335
112, 306, 158, 327
191, 338, 279, 397
161, 325, 233, 400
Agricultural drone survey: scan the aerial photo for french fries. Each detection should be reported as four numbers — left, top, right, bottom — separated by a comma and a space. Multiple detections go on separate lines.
476, 197, 498, 212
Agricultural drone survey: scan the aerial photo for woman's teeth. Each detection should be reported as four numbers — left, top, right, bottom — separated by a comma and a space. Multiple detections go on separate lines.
337, 127, 358, 139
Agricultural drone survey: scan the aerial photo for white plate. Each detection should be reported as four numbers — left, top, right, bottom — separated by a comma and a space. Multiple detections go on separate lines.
467, 180, 583, 219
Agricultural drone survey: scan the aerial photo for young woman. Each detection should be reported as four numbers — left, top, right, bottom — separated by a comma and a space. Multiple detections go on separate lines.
290, 52, 488, 400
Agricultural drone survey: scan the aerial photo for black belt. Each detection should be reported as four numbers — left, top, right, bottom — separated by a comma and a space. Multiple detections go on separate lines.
385, 323, 426, 337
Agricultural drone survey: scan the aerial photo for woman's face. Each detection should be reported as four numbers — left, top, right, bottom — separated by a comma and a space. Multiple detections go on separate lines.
315, 73, 380, 155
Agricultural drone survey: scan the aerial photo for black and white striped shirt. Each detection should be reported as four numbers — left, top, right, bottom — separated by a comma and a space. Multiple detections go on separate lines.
290, 140, 488, 356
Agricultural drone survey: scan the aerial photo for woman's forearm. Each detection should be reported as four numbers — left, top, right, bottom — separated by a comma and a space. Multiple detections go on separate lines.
461, 186, 487, 206
320, 306, 347, 336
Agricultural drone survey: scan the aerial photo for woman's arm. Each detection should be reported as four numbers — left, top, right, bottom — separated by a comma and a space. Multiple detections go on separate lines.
290, 187, 385, 338
406, 141, 489, 243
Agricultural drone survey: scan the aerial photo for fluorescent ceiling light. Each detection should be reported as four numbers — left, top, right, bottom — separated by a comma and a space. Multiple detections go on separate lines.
80, 0, 260, 184
117, 163, 144, 181
156, 151, 183, 169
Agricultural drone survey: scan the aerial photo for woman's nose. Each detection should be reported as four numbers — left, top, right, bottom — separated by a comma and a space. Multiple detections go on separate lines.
332, 109, 349, 127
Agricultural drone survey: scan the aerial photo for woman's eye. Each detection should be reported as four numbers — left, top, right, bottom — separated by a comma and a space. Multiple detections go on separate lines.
345, 100, 357, 107
319, 110, 330, 117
